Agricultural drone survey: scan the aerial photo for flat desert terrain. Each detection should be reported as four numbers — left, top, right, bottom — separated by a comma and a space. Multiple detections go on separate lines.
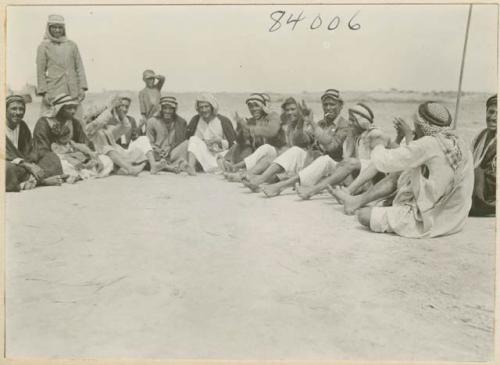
5, 171, 495, 361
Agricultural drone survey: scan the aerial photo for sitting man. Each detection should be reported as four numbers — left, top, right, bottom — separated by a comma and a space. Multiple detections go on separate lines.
241, 97, 319, 192
287, 103, 382, 200
116, 96, 139, 148
6, 95, 66, 191
355, 101, 474, 238
223, 93, 286, 181
85, 94, 161, 175
146, 96, 189, 174
257, 90, 352, 196
469, 94, 496, 216
180, 93, 236, 174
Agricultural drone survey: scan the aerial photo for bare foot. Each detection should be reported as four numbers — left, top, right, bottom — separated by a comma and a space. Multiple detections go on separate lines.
342, 194, 364, 215
225, 172, 244, 182
261, 184, 281, 198
178, 161, 196, 176
327, 186, 344, 204
41, 175, 65, 186
296, 183, 314, 200
128, 163, 146, 176
242, 178, 261, 193
66, 175, 79, 184
150, 161, 163, 175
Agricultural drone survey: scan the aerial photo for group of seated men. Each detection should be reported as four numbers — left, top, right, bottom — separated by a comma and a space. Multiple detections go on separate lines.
5, 89, 496, 238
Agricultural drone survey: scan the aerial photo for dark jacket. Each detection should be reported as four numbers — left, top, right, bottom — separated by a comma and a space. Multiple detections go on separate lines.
32, 117, 90, 161
6, 120, 36, 162
186, 114, 236, 147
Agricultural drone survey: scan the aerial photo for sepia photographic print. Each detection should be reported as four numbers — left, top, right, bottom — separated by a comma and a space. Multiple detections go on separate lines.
1, 1, 498, 363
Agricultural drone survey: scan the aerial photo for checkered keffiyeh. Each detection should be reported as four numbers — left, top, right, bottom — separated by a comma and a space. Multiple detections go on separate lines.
414, 102, 463, 171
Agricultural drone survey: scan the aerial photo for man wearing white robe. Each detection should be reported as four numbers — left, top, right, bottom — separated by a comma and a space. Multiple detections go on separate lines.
182, 93, 236, 174
357, 101, 474, 238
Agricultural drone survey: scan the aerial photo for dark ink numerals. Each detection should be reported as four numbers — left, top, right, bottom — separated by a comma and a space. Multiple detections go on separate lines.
269, 10, 361, 32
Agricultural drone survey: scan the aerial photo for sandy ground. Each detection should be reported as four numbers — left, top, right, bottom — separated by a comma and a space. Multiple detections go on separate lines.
5, 173, 496, 361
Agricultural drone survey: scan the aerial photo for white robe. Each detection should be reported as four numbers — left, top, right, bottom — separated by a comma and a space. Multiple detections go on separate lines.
188, 117, 229, 172
369, 135, 474, 238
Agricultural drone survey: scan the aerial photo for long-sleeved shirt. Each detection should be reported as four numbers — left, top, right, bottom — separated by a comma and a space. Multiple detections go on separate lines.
309, 115, 351, 161
146, 115, 187, 152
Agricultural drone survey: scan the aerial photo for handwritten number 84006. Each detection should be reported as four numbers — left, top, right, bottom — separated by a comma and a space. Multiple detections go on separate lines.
269, 10, 361, 32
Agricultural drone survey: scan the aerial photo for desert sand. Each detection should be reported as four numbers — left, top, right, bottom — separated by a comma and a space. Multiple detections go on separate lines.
5, 172, 495, 361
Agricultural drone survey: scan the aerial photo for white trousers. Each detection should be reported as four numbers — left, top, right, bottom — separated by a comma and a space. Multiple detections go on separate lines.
273, 146, 308, 175
187, 136, 224, 172
60, 154, 114, 179
128, 136, 153, 156
244, 144, 277, 170
298, 155, 338, 187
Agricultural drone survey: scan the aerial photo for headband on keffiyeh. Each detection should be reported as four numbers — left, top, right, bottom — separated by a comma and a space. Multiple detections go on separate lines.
246, 93, 271, 114
349, 103, 374, 128
487, 94, 497, 109
45, 93, 79, 118
160, 96, 178, 109
414, 101, 463, 170
413, 101, 452, 136
6, 94, 26, 108
321, 89, 343, 104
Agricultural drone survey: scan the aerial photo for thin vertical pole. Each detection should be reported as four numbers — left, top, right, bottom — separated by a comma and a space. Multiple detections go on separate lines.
453, 4, 473, 130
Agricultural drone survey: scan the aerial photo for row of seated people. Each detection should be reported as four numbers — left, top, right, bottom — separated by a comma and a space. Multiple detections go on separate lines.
5, 91, 496, 238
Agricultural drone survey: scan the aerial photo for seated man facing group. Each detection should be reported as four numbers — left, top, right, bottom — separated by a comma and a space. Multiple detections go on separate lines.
332, 101, 474, 238
6, 95, 66, 191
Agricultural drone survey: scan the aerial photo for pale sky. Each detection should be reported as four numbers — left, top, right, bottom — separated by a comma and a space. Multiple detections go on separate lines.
6, 4, 498, 93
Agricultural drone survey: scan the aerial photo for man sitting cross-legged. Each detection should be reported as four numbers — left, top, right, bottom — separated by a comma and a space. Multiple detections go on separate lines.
85, 94, 160, 176
349, 102, 473, 238
5, 95, 67, 192
145, 96, 190, 174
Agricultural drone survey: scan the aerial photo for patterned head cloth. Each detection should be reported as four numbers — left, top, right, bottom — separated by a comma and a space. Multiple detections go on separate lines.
321, 89, 343, 104
6, 94, 26, 108
487, 94, 497, 109
414, 101, 452, 136
159, 96, 178, 109
48, 93, 79, 117
414, 101, 463, 170
349, 103, 374, 128
246, 93, 271, 114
